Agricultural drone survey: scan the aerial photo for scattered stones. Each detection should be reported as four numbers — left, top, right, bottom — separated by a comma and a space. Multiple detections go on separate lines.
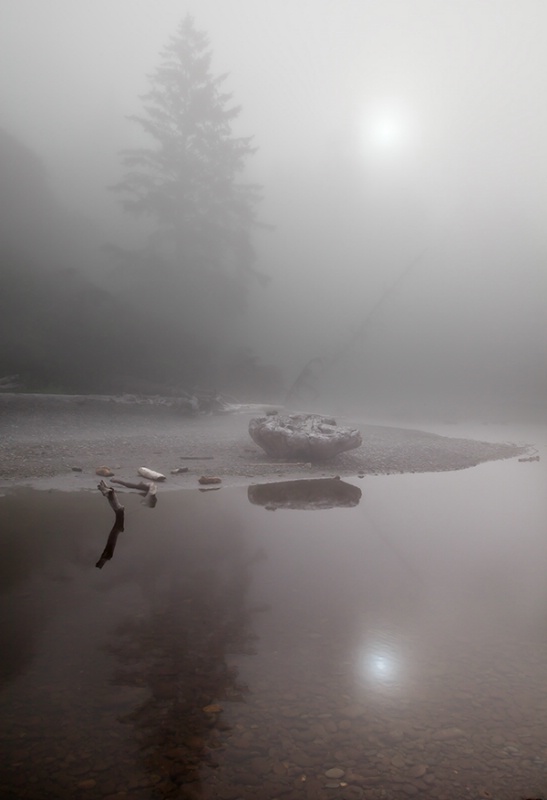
199, 476, 222, 485
408, 764, 428, 778
203, 704, 223, 714
0, 394, 529, 484
325, 767, 345, 779
399, 783, 419, 796
170, 467, 189, 474
340, 704, 367, 719
95, 466, 114, 476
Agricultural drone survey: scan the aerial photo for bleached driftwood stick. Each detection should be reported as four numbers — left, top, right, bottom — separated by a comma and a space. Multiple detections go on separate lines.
109, 478, 158, 507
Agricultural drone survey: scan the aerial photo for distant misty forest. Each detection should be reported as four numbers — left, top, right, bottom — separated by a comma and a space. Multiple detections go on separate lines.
0, 16, 280, 400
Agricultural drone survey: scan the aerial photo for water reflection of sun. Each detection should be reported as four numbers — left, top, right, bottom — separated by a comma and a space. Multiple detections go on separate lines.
356, 634, 404, 689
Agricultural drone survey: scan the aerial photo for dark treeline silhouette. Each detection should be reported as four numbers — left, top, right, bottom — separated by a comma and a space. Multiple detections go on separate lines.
0, 128, 139, 391
0, 16, 278, 399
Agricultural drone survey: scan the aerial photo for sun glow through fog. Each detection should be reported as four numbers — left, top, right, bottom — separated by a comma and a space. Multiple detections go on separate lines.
369, 116, 404, 147
359, 101, 416, 158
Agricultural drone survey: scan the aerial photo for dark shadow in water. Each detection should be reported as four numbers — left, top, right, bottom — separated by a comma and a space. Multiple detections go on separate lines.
95, 517, 125, 569
247, 477, 362, 510
96, 481, 125, 568
0, 595, 45, 686
0, 493, 59, 686
104, 525, 266, 796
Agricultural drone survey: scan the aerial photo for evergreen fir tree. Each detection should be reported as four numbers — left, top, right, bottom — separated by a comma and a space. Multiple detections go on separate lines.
114, 14, 263, 283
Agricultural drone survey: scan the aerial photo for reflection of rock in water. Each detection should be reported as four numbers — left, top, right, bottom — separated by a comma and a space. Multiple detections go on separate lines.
247, 477, 361, 510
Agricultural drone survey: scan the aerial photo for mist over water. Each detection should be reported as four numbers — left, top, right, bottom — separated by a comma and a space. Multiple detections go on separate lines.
0, 1, 545, 418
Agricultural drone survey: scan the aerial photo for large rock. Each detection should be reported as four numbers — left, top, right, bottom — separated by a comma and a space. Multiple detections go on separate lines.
248, 413, 362, 461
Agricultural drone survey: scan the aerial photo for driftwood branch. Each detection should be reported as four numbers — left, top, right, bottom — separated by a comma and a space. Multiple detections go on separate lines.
110, 478, 158, 507
96, 480, 125, 568
111, 478, 151, 491
98, 479, 125, 513
141, 482, 157, 507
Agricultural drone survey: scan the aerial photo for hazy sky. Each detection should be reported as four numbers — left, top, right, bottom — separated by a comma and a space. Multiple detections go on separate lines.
1, 0, 546, 408
3, 1, 545, 221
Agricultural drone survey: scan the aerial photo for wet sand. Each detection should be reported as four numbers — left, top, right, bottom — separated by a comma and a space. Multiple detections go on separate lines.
0, 393, 529, 488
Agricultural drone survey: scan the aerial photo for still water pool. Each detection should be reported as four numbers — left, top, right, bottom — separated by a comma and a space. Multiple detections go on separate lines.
1, 444, 547, 799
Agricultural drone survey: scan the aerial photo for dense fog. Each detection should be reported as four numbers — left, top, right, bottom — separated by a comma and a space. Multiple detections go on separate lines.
1, 0, 546, 420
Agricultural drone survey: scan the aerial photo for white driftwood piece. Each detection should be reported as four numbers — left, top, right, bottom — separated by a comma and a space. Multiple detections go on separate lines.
137, 467, 166, 481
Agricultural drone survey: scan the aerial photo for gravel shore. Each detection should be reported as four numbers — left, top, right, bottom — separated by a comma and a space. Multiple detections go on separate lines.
0, 393, 530, 490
